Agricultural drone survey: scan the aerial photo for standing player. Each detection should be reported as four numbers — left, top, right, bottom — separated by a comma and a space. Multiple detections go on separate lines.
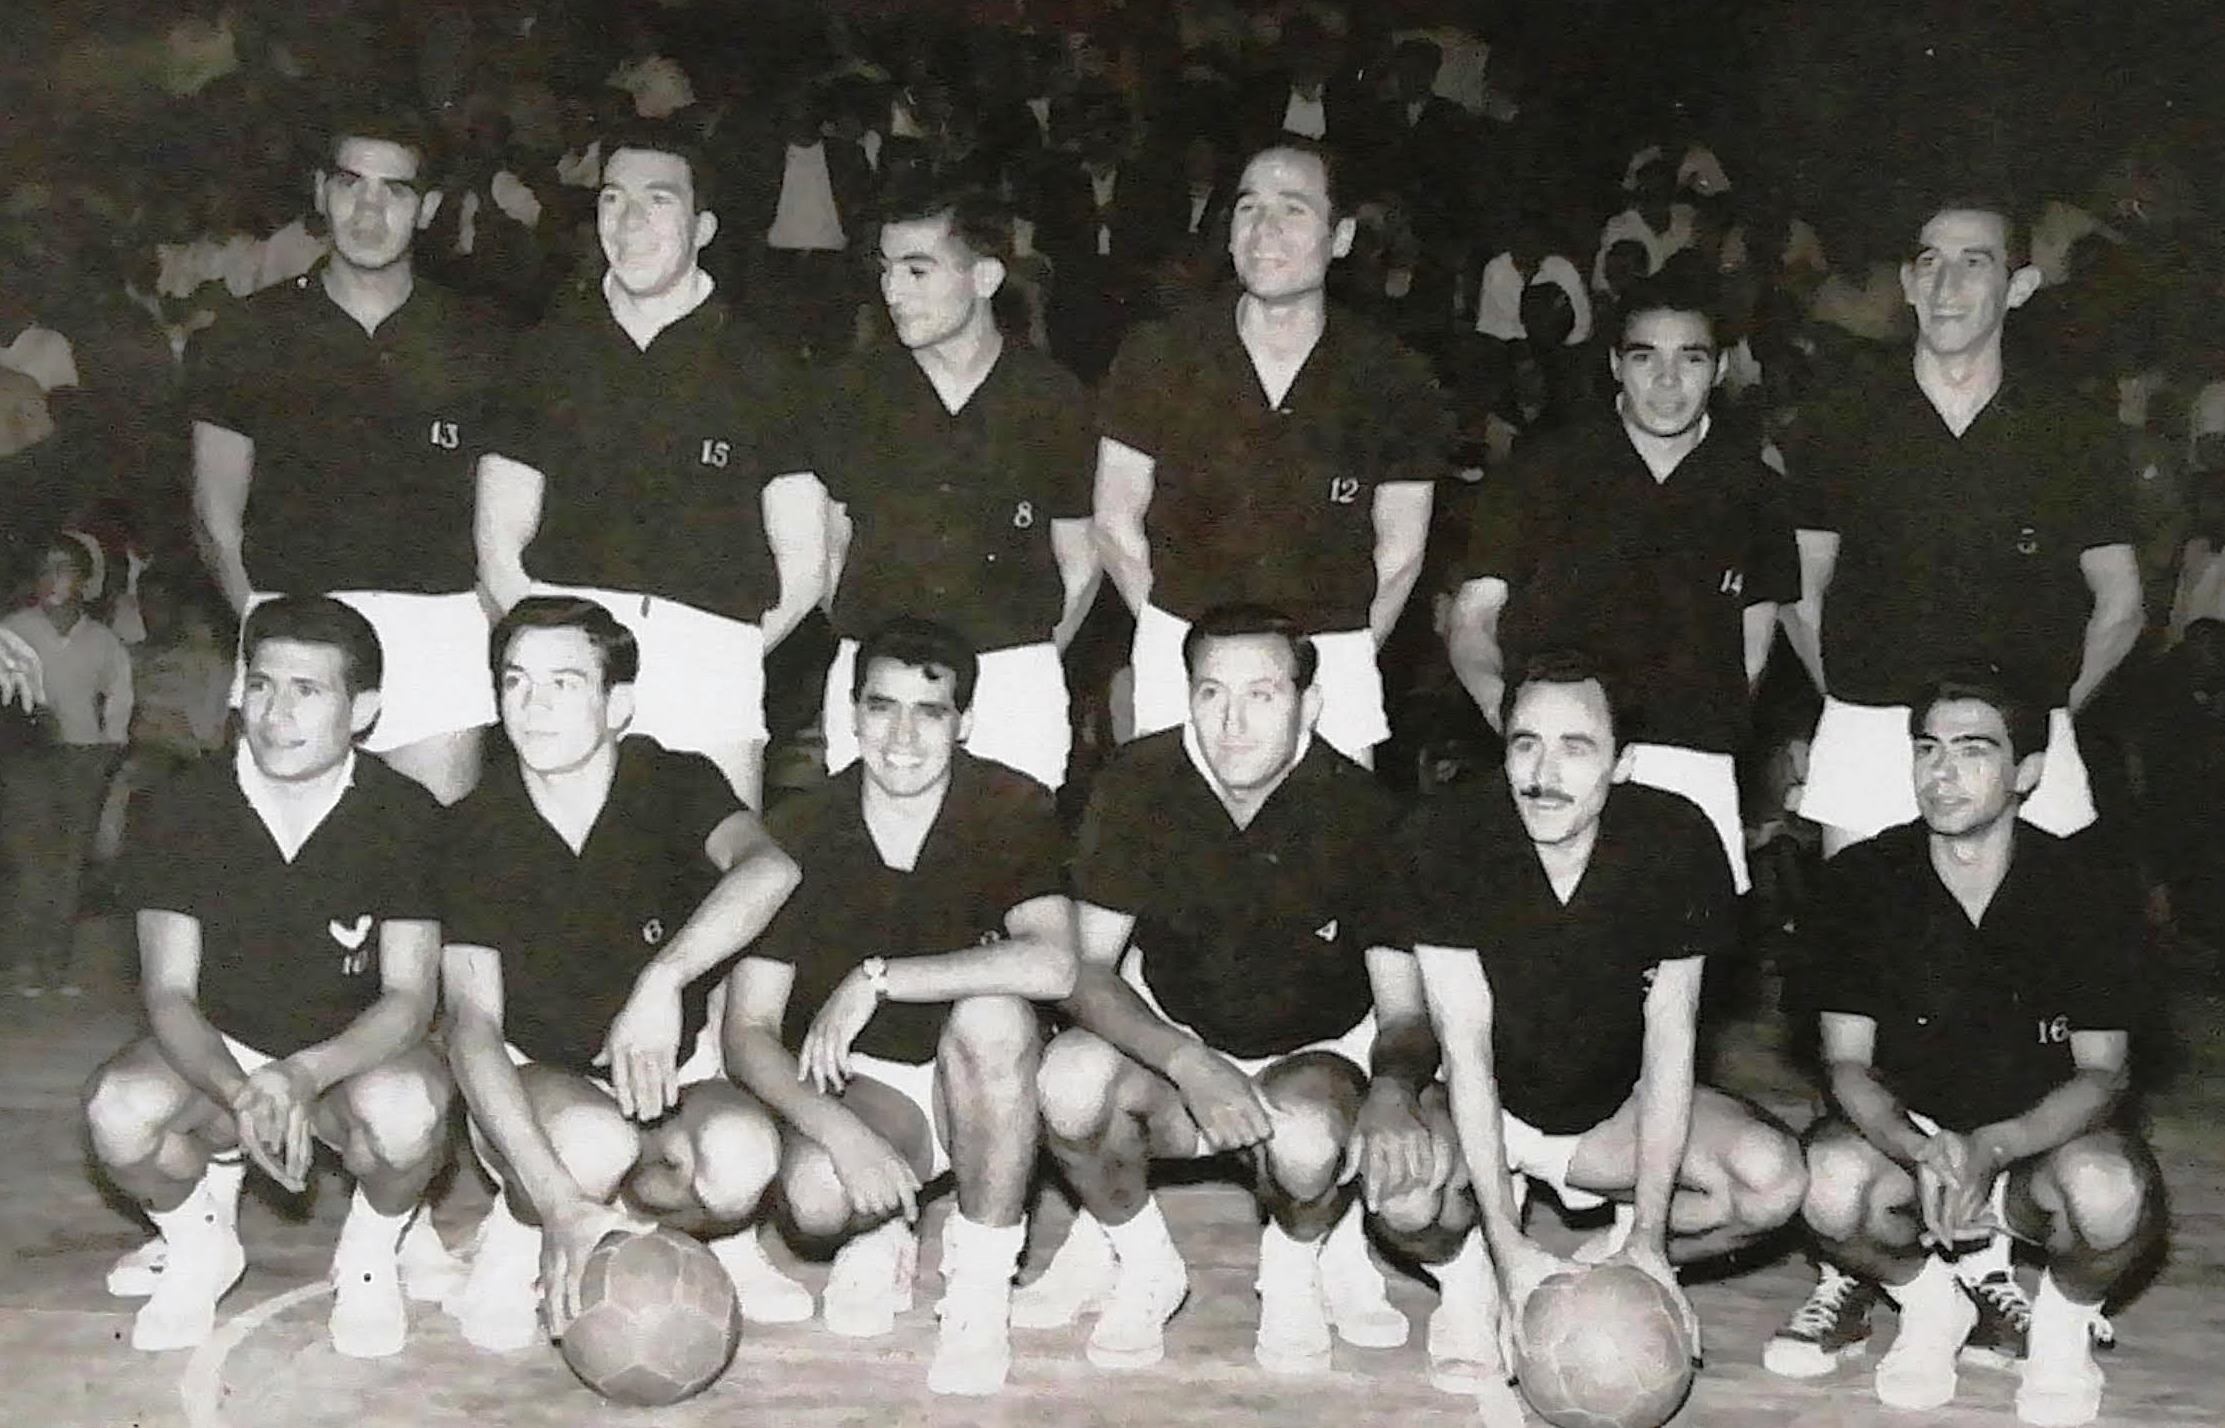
82, 597, 451, 1358
1396, 651, 1807, 1420
723, 617, 1077, 1395
1445, 267, 1796, 889
817, 183, 1099, 788
1772, 664, 2159, 1427
1774, 195, 2146, 1357
1022, 605, 1439, 1377
1092, 137, 1449, 765
190, 110, 502, 805
475, 123, 827, 808
438, 597, 807, 1351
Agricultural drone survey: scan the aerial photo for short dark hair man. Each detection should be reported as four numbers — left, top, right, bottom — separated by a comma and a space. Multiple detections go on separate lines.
84, 596, 452, 1359
190, 113, 503, 805
477, 125, 828, 808
1396, 651, 1807, 1422
1447, 267, 1798, 891
723, 616, 1078, 1396
1093, 138, 1449, 766
816, 184, 1099, 789
1027, 604, 1442, 1379
1769, 663, 2161, 1426
436, 596, 807, 1352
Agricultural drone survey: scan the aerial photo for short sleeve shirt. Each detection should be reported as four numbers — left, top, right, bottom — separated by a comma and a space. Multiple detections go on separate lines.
439, 739, 740, 1076
1788, 378, 2132, 705
1799, 821, 2145, 1133
1074, 729, 1399, 1059
1098, 296, 1451, 631
1384, 778, 1735, 1133
487, 290, 814, 621
117, 756, 443, 1057
750, 753, 1067, 1064
817, 343, 1094, 650
1463, 415, 1798, 752
188, 272, 502, 594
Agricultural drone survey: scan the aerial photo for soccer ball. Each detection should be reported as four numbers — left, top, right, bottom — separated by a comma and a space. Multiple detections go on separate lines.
1516, 1263, 1697, 1428
558, 1228, 742, 1406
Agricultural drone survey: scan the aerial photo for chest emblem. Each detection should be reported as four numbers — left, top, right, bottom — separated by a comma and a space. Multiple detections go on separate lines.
1314, 919, 1339, 942
329, 914, 373, 976
2015, 525, 2040, 556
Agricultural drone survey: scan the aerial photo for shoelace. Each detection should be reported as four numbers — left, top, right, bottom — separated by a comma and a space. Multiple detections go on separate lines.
1785, 1273, 1867, 1337
1970, 1275, 2032, 1336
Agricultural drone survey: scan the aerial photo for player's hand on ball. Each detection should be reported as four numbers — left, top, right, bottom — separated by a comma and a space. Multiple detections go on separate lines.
596, 966, 684, 1121
543, 1198, 653, 1335
797, 967, 882, 1095
1351, 1083, 1444, 1212
825, 1123, 920, 1223
1498, 1236, 1582, 1359
1607, 1242, 1701, 1360
230, 1060, 318, 1193
1169, 1044, 1273, 1152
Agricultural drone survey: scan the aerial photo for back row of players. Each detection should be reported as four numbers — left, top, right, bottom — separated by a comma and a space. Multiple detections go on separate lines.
128, 106, 2154, 1425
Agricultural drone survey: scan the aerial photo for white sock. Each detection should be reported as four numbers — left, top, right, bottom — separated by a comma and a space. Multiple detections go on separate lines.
945, 1213, 1026, 1285
148, 1181, 223, 1241
1102, 1199, 1178, 1269
336, 1188, 411, 1267
1432, 1226, 1487, 1280
205, 1153, 247, 1223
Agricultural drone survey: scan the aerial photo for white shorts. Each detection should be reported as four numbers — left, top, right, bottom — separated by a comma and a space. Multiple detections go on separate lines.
537, 586, 767, 751
846, 1052, 951, 1179
1798, 697, 2095, 841
1121, 953, 1375, 1177
1130, 603, 1389, 760
1501, 1108, 1606, 1212
234, 590, 496, 753
822, 635, 1071, 789
1622, 742, 1750, 894
1906, 1109, 2010, 1229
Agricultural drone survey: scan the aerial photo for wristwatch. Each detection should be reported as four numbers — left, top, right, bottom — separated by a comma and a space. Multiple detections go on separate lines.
860, 957, 891, 1000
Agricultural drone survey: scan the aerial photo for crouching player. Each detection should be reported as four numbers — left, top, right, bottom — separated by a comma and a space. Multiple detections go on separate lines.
1772, 663, 2162, 1427
438, 597, 808, 1350
1024, 604, 1443, 1377
722, 617, 1078, 1395
85, 596, 452, 1357
1395, 651, 1806, 1423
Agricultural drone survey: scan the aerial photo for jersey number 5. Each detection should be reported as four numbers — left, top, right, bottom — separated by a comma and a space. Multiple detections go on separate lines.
1327, 476, 1361, 505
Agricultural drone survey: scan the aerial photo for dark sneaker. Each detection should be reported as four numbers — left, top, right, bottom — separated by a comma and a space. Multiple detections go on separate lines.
1764, 1262, 1882, 1378
1962, 1270, 2031, 1371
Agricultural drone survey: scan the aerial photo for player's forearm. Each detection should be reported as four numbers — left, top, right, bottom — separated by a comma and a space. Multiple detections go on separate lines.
885, 934, 1076, 1004
1092, 518, 1153, 613
2067, 599, 2143, 714
474, 454, 544, 610
648, 856, 801, 992
191, 516, 253, 616
1368, 546, 1427, 648
1742, 602, 1779, 691
146, 991, 250, 1108
1367, 1009, 1442, 1096
1060, 961, 1204, 1081
1973, 1066, 2127, 1169
290, 985, 438, 1095
723, 1023, 875, 1151
1630, 1037, 1696, 1249
1444, 584, 1507, 731
1442, 1050, 1525, 1263
448, 1013, 588, 1218
1780, 599, 1826, 693
1826, 1060, 1930, 1169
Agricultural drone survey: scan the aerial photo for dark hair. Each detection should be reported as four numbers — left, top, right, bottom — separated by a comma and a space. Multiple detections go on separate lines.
852, 616, 980, 713
1615, 258, 1723, 349
1241, 135, 1343, 220
324, 106, 438, 177
42, 535, 94, 583
602, 121, 718, 213
1501, 648, 1622, 740
490, 595, 640, 692
878, 179, 1013, 265
1907, 658, 2047, 763
1181, 603, 1320, 691
243, 594, 383, 698
1914, 194, 2028, 269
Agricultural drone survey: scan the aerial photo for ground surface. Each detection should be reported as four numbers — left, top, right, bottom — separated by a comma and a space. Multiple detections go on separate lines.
7, 922, 2224, 1428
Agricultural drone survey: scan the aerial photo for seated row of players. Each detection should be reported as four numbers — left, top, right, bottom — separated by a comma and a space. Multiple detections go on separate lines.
81, 595, 2157, 1426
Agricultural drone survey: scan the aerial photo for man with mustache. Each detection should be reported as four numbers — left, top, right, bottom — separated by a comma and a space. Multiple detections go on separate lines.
476, 124, 828, 809
1394, 650, 1806, 1423
1446, 264, 1797, 892
190, 110, 505, 806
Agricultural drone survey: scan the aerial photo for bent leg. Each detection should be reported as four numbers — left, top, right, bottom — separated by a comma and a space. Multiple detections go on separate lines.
2007, 1127, 2167, 1304
937, 995, 1041, 1229
629, 1080, 781, 1232
1251, 1051, 1366, 1242
1565, 1084, 1808, 1263
467, 1063, 645, 1222
1037, 1027, 1199, 1227
84, 1037, 236, 1211
320, 1044, 454, 1214
777, 1073, 936, 1242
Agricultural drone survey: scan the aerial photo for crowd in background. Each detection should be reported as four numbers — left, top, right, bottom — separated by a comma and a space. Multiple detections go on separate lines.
4, 0, 2225, 993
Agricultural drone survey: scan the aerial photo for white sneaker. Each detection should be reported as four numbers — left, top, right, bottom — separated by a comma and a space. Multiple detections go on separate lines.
107, 1237, 168, 1298
709, 1226, 815, 1324
330, 1254, 408, 1359
1011, 1212, 1116, 1329
1426, 1231, 1506, 1395
1319, 1202, 1409, 1349
1253, 1222, 1333, 1375
823, 1220, 917, 1340
927, 1215, 1024, 1396
447, 1204, 542, 1354
2014, 1275, 2106, 1427
1875, 1256, 1977, 1411
130, 1186, 246, 1353
1085, 1254, 1189, 1369
397, 1211, 467, 1305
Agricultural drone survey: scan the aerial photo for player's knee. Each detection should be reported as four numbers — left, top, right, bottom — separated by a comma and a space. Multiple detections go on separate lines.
83, 1058, 176, 1165
1372, 1183, 1445, 1237
780, 1143, 853, 1239
1800, 1134, 1877, 1240
2045, 1137, 2150, 1251
1262, 1103, 1347, 1202
545, 1100, 642, 1195
939, 995, 1039, 1085
341, 1064, 449, 1169
1728, 1119, 1808, 1233
1255, 1054, 1365, 1121
689, 1106, 781, 1222
1037, 1030, 1126, 1143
